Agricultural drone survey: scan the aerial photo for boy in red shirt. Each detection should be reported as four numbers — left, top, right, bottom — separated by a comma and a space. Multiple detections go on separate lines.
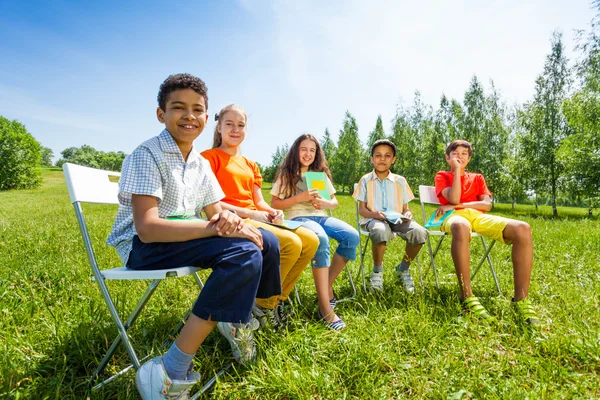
434, 140, 540, 325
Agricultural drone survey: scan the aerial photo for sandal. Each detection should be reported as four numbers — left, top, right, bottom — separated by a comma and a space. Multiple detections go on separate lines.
317, 310, 346, 331
329, 297, 337, 309
461, 296, 494, 320
513, 297, 541, 326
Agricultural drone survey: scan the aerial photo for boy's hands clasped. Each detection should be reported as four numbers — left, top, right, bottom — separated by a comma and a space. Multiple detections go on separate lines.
210, 210, 263, 249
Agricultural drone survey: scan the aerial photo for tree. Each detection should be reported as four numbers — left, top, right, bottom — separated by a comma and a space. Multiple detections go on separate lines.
321, 128, 337, 163
362, 115, 386, 173
331, 111, 363, 193
0, 116, 42, 190
56, 145, 126, 171
262, 144, 289, 183
40, 146, 54, 167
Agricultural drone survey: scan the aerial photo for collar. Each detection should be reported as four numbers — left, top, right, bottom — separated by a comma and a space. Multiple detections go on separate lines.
158, 129, 199, 166
370, 170, 397, 182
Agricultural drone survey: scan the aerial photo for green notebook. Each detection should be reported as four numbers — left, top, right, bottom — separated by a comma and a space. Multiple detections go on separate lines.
425, 210, 453, 229
304, 171, 331, 199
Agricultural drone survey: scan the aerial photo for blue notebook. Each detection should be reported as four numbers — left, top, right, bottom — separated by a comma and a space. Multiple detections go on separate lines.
384, 211, 410, 224
425, 210, 454, 229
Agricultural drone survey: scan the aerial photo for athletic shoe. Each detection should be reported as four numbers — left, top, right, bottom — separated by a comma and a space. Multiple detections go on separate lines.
370, 271, 384, 291
395, 268, 415, 294
275, 301, 293, 329
135, 356, 201, 400
217, 320, 258, 365
252, 303, 279, 329
461, 296, 495, 320
513, 297, 541, 326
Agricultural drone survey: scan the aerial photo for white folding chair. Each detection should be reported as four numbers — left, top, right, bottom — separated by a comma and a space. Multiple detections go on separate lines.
418, 185, 501, 293
63, 163, 222, 395
293, 209, 357, 306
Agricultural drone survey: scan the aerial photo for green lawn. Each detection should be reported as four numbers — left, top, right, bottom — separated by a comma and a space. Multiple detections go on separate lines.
1, 170, 598, 399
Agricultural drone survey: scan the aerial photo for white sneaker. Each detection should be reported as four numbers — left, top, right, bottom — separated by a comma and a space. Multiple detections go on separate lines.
135, 356, 200, 400
217, 320, 259, 365
370, 271, 384, 291
396, 269, 415, 294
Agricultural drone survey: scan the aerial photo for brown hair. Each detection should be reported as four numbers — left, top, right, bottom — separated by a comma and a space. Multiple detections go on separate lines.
212, 104, 247, 148
274, 133, 333, 199
445, 140, 473, 156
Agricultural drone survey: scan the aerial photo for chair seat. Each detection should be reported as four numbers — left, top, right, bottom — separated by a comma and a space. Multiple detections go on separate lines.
99, 266, 202, 280
427, 230, 485, 237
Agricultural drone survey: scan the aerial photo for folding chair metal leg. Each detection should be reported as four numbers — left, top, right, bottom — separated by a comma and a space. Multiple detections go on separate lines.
91, 279, 160, 389
425, 235, 443, 289
335, 262, 357, 304
471, 238, 500, 294
294, 285, 303, 307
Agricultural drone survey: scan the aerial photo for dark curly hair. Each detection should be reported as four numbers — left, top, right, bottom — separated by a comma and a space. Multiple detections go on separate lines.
157, 73, 208, 111
274, 133, 332, 199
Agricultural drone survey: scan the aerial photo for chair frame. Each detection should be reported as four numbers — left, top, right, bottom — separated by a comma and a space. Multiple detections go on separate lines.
418, 185, 501, 293
63, 163, 222, 396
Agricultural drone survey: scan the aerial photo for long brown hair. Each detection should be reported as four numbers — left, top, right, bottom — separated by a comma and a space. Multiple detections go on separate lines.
212, 104, 247, 148
274, 133, 332, 198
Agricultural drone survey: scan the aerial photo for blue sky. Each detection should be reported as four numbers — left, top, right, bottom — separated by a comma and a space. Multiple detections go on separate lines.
0, 0, 595, 165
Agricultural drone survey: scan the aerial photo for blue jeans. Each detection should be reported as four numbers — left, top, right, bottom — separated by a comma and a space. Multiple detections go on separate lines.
127, 228, 281, 324
291, 216, 359, 268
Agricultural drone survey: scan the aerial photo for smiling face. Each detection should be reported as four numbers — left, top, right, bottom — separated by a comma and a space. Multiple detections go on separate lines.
217, 108, 247, 149
446, 145, 471, 171
298, 138, 317, 171
156, 88, 208, 154
370, 144, 396, 174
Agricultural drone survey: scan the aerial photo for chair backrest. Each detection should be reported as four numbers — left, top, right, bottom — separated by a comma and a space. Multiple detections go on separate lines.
418, 185, 440, 205
418, 185, 439, 225
353, 183, 365, 232
63, 162, 120, 205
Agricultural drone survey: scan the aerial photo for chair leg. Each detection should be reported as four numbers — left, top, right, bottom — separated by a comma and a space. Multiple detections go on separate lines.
471, 238, 500, 294
425, 235, 442, 289
92, 279, 162, 388
294, 285, 303, 307
335, 259, 357, 304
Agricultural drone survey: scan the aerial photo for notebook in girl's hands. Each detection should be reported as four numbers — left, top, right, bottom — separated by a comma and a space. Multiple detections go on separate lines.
425, 210, 454, 229
305, 171, 330, 199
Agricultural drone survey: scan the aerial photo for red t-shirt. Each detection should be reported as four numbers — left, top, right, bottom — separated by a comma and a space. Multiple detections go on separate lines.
434, 171, 491, 207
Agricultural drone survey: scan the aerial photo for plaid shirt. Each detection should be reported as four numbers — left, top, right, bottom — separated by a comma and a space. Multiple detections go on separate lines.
352, 170, 414, 224
106, 129, 224, 264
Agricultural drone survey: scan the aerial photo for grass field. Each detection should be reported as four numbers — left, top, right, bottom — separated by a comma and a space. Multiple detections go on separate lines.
1, 169, 599, 399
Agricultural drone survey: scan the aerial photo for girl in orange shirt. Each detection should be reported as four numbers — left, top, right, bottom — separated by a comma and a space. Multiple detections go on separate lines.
201, 104, 319, 330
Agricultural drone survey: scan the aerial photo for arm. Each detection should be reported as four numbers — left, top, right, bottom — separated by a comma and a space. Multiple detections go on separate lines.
440, 160, 463, 205
132, 194, 220, 243
252, 184, 283, 221
401, 203, 413, 220
358, 200, 387, 221
435, 194, 492, 216
310, 192, 338, 210
271, 188, 316, 209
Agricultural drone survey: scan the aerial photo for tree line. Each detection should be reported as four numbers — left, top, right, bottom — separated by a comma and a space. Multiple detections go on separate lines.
261, 29, 600, 217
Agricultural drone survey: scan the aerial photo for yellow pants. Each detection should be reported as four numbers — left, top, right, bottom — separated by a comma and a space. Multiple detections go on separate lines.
250, 220, 319, 309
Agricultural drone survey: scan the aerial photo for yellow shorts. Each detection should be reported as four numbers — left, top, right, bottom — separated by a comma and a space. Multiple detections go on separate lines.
440, 208, 512, 244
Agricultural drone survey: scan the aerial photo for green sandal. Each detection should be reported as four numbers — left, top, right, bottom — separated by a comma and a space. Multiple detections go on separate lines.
513, 297, 541, 326
461, 296, 494, 320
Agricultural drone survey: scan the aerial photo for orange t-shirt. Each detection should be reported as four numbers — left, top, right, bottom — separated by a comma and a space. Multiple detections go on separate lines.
434, 171, 491, 207
200, 148, 262, 210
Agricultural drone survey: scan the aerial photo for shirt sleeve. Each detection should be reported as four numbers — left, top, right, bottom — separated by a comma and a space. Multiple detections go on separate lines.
434, 172, 451, 201
195, 158, 225, 214
270, 177, 283, 198
352, 176, 367, 202
117, 147, 162, 206
477, 174, 492, 198
251, 159, 263, 188
326, 175, 337, 197
402, 178, 415, 204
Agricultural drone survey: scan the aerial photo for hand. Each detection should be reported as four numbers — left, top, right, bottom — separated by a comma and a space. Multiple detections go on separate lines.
374, 211, 387, 221
299, 189, 320, 203
435, 204, 454, 217
230, 223, 263, 250
311, 196, 329, 210
448, 157, 462, 171
401, 210, 413, 222
252, 210, 271, 222
268, 209, 284, 224
210, 210, 244, 236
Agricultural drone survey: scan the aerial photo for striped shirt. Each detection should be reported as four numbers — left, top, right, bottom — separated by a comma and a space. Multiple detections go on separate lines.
106, 129, 224, 264
352, 170, 414, 224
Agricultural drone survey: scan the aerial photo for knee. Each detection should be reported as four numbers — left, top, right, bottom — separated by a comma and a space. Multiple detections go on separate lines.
347, 230, 360, 248
304, 231, 320, 253
283, 232, 303, 258
316, 232, 330, 251
451, 222, 470, 239
414, 227, 428, 245
512, 221, 532, 242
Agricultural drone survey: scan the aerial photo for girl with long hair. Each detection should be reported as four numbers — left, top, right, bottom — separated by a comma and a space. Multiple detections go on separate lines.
271, 134, 359, 330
